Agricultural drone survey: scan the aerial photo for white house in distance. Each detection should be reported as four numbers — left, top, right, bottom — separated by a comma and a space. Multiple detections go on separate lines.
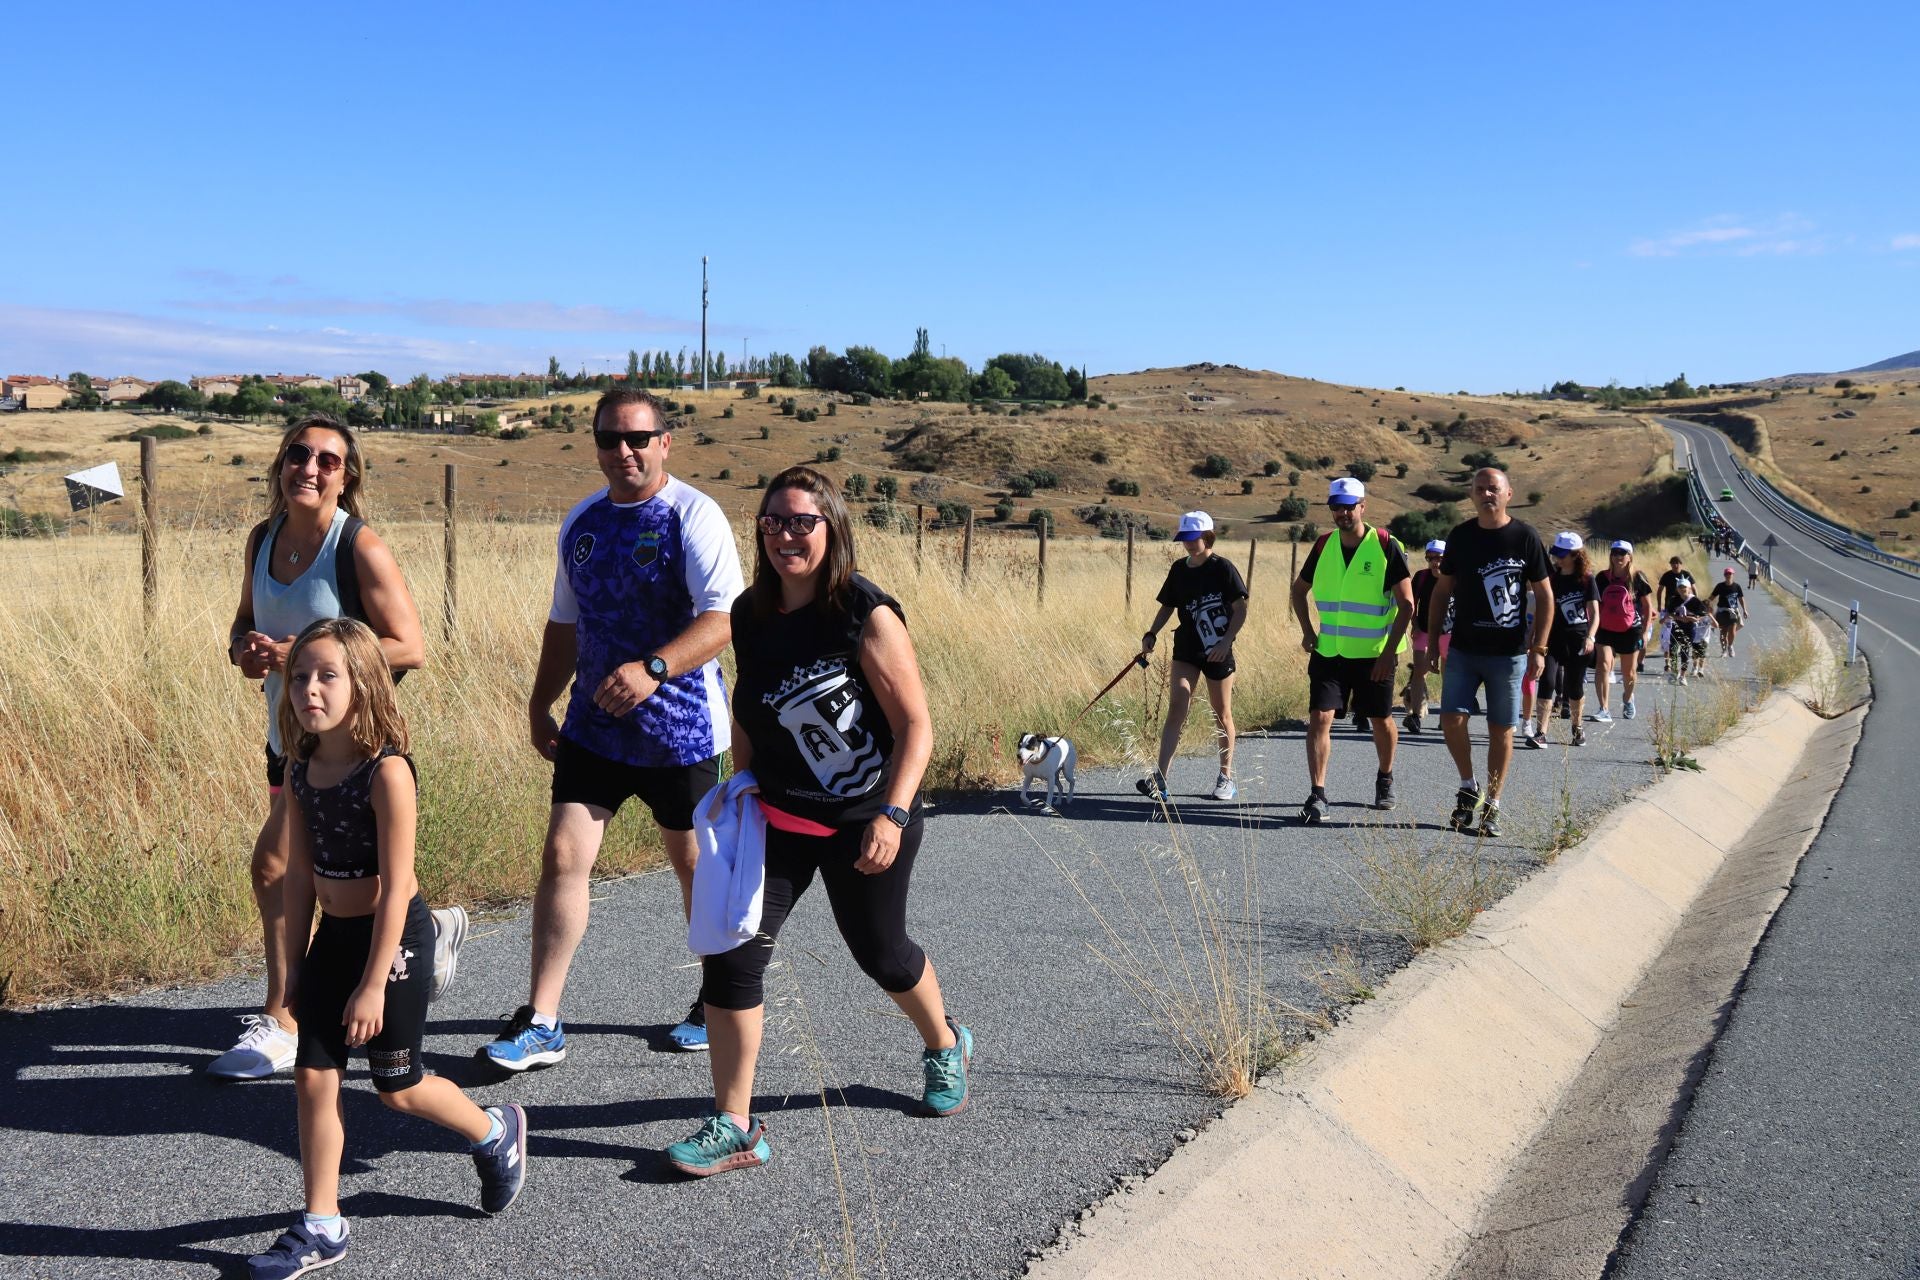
103, 377, 151, 403
334, 375, 370, 401
191, 375, 244, 398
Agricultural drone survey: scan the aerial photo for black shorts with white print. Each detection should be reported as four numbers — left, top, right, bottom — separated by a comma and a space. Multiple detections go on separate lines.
295, 893, 433, 1092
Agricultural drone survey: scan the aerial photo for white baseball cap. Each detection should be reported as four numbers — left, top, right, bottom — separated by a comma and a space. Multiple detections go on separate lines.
1177, 510, 1213, 538
1328, 477, 1365, 505
1424, 538, 1446, 555
1552, 531, 1584, 552
1609, 539, 1633, 553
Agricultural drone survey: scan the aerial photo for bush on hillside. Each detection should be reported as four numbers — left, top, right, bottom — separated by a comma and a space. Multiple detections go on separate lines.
1389, 504, 1461, 547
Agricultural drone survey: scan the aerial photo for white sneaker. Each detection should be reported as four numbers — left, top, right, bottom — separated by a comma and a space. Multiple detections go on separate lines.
431, 905, 469, 1003
1211, 773, 1238, 801
1590, 708, 1613, 724
206, 1013, 297, 1080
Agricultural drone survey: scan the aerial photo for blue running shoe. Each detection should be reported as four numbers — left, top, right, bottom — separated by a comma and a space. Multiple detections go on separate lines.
668, 999, 708, 1052
922, 1016, 973, 1117
472, 1104, 528, 1214
246, 1219, 348, 1279
666, 1114, 771, 1177
481, 1005, 565, 1072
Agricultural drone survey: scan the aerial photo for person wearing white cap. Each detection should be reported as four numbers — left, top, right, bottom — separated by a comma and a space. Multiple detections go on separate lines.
1525, 532, 1599, 748
1289, 478, 1415, 821
1402, 538, 1451, 734
1590, 539, 1654, 723
1136, 510, 1249, 802
1423, 467, 1552, 837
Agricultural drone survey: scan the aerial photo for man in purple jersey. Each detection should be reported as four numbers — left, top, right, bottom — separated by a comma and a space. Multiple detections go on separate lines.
481, 388, 745, 1071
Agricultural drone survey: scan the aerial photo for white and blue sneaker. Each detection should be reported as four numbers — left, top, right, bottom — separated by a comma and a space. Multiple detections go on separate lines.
668, 1000, 708, 1052
246, 1219, 348, 1279
472, 1104, 529, 1214
207, 1014, 298, 1081
481, 1005, 566, 1072
1622, 697, 1638, 720
1210, 773, 1238, 801
1590, 708, 1613, 724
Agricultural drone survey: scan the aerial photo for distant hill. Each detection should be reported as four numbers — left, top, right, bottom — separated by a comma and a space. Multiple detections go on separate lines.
1848, 349, 1920, 374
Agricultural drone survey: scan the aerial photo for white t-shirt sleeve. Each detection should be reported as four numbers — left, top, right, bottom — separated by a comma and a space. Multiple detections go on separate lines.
548, 494, 596, 625
678, 488, 746, 614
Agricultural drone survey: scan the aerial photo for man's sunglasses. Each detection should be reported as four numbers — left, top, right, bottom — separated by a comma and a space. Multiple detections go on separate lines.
283, 442, 344, 473
1329, 501, 1361, 512
593, 428, 666, 451
759, 513, 826, 537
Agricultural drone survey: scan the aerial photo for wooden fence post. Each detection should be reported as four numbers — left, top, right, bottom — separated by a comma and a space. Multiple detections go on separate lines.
915, 503, 924, 572
1125, 521, 1135, 609
443, 464, 458, 635
1289, 534, 1298, 584
1245, 537, 1257, 593
1037, 517, 1048, 605
140, 435, 158, 629
962, 507, 974, 585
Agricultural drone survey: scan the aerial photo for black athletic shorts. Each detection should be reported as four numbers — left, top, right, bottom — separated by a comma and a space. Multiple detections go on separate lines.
295, 893, 432, 1092
1171, 643, 1236, 682
1596, 627, 1644, 654
1308, 652, 1394, 718
550, 736, 721, 832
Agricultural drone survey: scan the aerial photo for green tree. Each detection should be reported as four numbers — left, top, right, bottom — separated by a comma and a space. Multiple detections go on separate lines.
547, 356, 563, 383
627, 350, 641, 383
973, 366, 1016, 400
64, 373, 101, 409
140, 380, 205, 413
357, 370, 391, 398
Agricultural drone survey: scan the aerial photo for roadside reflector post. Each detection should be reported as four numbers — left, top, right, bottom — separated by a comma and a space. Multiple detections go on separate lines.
1848, 601, 1860, 665
1803, 579, 1810, 606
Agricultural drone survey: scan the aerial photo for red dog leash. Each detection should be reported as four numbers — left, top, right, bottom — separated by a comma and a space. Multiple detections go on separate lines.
1064, 654, 1151, 734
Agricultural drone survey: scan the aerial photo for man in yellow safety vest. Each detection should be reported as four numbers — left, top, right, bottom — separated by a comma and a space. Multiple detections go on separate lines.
1288, 477, 1415, 824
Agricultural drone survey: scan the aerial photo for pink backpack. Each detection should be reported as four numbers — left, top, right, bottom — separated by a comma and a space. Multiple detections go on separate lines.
1598, 572, 1639, 631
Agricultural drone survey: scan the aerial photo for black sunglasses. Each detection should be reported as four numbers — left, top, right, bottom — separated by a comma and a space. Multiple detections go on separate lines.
593, 428, 665, 451
283, 442, 344, 473
759, 513, 826, 537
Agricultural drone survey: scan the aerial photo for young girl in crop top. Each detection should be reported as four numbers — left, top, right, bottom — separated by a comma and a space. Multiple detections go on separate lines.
242, 618, 527, 1279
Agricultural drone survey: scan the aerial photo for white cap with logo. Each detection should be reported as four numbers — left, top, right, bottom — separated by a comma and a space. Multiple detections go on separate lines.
1424, 538, 1446, 555
1609, 539, 1633, 553
1177, 510, 1214, 538
1552, 531, 1584, 552
1328, 477, 1365, 505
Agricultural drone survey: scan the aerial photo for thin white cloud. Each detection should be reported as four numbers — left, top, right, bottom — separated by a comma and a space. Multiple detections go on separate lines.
1628, 213, 1824, 258
169, 292, 702, 335
1893, 234, 1920, 251
0, 304, 570, 379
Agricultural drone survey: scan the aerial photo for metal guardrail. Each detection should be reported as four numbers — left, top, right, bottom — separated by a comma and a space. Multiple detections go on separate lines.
1672, 421, 1920, 579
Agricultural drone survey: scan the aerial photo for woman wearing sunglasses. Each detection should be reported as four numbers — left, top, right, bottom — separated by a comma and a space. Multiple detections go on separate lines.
213, 415, 429, 1081
665, 465, 971, 1177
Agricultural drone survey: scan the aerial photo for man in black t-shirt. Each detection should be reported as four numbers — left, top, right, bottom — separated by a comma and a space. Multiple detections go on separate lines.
1424, 467, 1552, 838
1708, 567, 1749, 657
1657, 556, 1695, 669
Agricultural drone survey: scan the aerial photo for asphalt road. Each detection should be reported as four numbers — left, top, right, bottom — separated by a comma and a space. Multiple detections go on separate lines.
1, 563, 1785, 1280
1609, 421, 1920, 1278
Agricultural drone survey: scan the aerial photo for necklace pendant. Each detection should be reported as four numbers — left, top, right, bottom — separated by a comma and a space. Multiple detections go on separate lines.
289, 550, 301, 564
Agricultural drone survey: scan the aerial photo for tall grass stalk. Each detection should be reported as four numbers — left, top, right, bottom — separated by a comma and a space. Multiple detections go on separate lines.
0, 521, 1306, 1005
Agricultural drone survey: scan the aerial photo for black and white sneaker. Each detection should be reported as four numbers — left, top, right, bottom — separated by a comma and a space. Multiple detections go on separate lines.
1300, 793, 1330, 826
473, 1104, 528, 1215
1477, 801, 1503, 840
1374, 772, 1396, 811
1449, 785, 1482, 832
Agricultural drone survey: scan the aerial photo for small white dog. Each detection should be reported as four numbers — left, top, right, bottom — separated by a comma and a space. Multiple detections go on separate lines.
1016, 733, 1077, 811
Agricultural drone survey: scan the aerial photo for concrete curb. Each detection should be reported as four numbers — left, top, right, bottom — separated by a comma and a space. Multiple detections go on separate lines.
1033, 677, 1832, 1279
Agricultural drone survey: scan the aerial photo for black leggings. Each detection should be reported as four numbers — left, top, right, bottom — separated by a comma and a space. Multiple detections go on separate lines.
295, 894, 432, 1092
701, 819, 928, 1011
1542, 647, 1590, 702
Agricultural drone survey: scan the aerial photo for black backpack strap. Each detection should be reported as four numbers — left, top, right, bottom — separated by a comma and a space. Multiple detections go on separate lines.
335, 516, 366, 624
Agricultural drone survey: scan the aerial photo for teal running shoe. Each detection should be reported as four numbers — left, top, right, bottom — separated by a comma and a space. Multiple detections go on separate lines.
922, 1016, 973, 1117
665, 1114, 770, 1178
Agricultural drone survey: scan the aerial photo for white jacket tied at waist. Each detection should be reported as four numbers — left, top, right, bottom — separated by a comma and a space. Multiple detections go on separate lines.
688, 770, 766, 956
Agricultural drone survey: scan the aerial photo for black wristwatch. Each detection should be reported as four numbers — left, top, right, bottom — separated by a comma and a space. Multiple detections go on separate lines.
881, 804, 910, 829
643, 654, 669, 680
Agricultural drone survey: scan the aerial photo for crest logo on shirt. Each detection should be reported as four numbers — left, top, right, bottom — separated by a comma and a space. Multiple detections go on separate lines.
571, 532, 596, 565
632, 530, 661, 568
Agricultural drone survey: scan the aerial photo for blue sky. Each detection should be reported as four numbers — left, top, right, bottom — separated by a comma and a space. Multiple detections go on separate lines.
5, 0, 1916, 391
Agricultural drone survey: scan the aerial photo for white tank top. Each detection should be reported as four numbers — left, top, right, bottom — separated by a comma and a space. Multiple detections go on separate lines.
251, 508, 348, 755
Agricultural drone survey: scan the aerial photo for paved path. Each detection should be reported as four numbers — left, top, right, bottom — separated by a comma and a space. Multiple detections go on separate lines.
1, 583, 1784, 1279
1608, 422, 1920, 1278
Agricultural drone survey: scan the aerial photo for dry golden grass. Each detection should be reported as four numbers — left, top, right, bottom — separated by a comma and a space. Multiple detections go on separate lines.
0, 518, 1309, 1005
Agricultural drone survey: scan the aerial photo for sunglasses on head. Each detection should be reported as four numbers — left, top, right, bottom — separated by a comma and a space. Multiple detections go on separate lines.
593, 428, 665, 452
283, 442, 344, 473
759, 512, 825, 537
